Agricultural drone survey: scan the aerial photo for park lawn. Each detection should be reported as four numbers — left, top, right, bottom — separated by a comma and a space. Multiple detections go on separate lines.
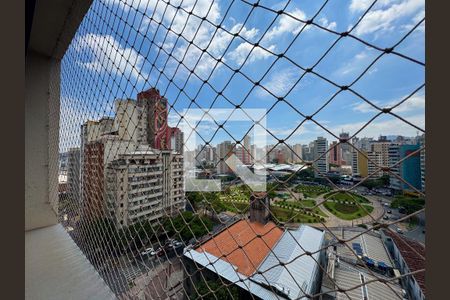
324, 191, 370, 203
276, 200, 328, 217
270, 206, 325, 224
324, 201, 374, 220
294, 184, 331, 198
219, 187, 249, 203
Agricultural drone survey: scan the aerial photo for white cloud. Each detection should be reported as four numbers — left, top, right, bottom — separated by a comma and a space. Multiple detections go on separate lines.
349, 0, 396, 13
352, 0, 425, 36
333, 50, 373, 78
264, 8, 307, 41
74, 33, 147, 82
319, 17, 337, 30
228, 42, 275, 66
103, 0, 275, 77
337, 114, 424, 137
401, 10, 425, 32
257, 67, 300, 97
352, 93, 425, 114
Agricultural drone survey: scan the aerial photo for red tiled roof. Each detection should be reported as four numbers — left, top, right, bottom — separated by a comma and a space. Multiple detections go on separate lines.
196, 219, 283, 276
384, 229, 426, 295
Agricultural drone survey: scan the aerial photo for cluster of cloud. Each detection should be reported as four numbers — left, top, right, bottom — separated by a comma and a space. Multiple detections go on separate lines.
76, 0, 340, 83
349, 0, 425, 35
73, 33, 148, 82
351, 93, 425, 114
67, 0, 424, 146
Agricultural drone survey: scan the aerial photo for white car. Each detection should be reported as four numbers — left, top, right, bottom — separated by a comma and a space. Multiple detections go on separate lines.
141, 247, 156, 256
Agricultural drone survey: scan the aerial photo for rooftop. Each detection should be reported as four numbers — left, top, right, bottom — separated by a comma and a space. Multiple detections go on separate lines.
196, 219, 283, 276
383, 229, 426, 295
250, 226, 325, 299
330, 260, 404, 300
187, 224, 325, 299
329, 228, 394, 268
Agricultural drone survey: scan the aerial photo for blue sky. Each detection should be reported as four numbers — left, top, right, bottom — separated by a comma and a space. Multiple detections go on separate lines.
60, 0, 425, 151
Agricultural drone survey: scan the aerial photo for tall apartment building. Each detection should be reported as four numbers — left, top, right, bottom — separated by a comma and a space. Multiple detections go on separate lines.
66, 147, 81, 202
105, 146, 184, 227
276, 148, 286, 164
352, 149, 368, 177
216, 141, 235, 174
328, 141, 343, 166
389, 143, 421, 192
291, 144, 303, 163
352, 137, 373, 152
339, 132, 352, 165
114, 99, 145, 144
81, 133, 135, 220
367, 141, 390, 178
169, 127, 184, 154
313, 137, 329, 176
234, 135, 252, 165
137, 88, 170, 150
196, 144, 215, 165
80, 88, 185, 224
302, 144, 313, 162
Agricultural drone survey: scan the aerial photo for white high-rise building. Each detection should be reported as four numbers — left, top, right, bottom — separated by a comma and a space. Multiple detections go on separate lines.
313, 137, 329, 176
216, 141, 235, 174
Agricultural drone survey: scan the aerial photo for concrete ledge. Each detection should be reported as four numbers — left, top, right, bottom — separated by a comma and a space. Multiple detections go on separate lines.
25, 224, 116, 300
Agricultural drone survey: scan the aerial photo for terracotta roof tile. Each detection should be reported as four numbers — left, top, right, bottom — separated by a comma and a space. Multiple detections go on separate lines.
384, 229, 425, 295
196, 219, 283, 276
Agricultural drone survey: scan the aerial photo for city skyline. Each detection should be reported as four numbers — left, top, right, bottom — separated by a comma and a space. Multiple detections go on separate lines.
60, 0, 425, 152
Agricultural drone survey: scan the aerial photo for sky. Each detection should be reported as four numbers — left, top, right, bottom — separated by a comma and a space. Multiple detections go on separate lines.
59, 0, 425, 151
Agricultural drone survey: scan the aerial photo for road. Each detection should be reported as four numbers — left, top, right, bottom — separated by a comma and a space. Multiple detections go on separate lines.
375, 196, 426, 245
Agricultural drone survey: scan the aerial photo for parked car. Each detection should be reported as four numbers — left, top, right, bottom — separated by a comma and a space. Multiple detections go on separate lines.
383, 215, 389, 220
387, 210, 392, 214
141, 247, 156, 256
172, 241, 183, 248
396, 228, 403, 234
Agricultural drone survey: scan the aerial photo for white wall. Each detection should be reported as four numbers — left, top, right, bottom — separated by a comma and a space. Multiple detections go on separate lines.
25, 51, 60, 230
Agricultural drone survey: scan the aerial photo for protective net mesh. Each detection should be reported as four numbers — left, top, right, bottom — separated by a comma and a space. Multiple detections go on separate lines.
57, 0, 425, 299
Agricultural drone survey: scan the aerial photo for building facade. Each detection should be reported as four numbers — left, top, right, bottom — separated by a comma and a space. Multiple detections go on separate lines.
389, 143, 421, 192
216, 141, 235, 174
352, 149, 368, 178
313, 137, 329, 176
137, 88, 170, 150
66, 147, 81, 202
105, 147, 184, 227
328, 141, 343, 166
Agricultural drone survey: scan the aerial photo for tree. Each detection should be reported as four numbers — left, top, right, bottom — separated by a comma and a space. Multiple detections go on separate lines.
295, 168, 315, 181
191, 279, 239, 300
164, 211, 213, 242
